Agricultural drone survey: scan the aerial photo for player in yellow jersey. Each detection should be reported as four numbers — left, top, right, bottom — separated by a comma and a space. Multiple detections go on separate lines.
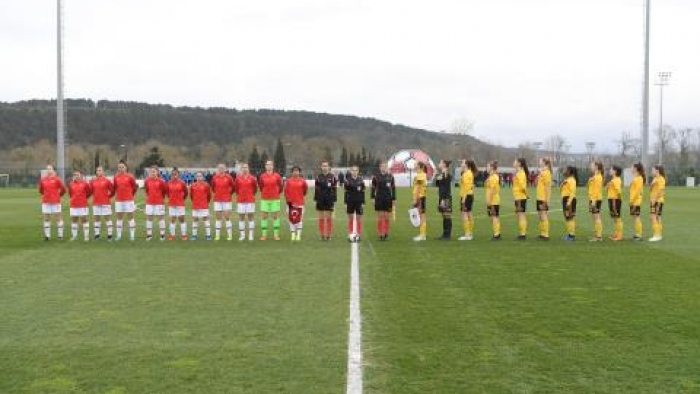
485, 161, 502, 241
560, 166, 578, 241
412, 161, 428, 242
587, 161, 604, 242
512, 158, 529, 240
536, 158, 553, 241
649, 164, 666, 242
458, 159, 477, 241
606, 165, 624, 241
629, 162, 645, 241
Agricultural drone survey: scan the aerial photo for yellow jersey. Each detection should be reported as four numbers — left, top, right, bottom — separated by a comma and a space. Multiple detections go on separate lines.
606, 176, 622, 200
629, 175, 643, 206
536, 169, 551, 202
460, 169, 474, 199
650, 176, 666, 204
587, 173, 603, 201
413, 171, 427, 199
560, 176, 577, 202
513, 169, 528, 200
485, 173, 501, 205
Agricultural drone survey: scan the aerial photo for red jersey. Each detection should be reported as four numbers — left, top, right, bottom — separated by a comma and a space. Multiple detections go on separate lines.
210, 173, 235, 203
258, 172, 283, 200
284, 177, 308, 207
235, 174, 258, 203
90, 176, 114, 205
144, 177, 168, 205
113, 173, 138, 202
190, 181, 212, 209
39, 175, 67, 204
167, 179, 188, 207
69, 180, 92, 208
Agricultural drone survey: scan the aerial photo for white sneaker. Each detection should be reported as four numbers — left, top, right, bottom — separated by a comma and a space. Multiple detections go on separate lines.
458, 235, 474, 241
649, 236, 662, 242
413, 235, 426, 242
248, 234, 254, 241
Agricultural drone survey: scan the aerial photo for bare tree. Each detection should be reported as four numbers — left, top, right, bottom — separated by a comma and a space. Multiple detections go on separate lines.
544, 134, 567, 165
517, 141, 537, 165
616, 131, 641, 160
654, 125, 676, 164
675, 128, 695, 168
449, 118, 476, 136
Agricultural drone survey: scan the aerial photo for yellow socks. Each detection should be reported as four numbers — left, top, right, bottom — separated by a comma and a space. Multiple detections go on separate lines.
614, 219, 623, 238
566, 220, 576, 236
493, 220, 501, 236
634, 219, 642, 238
594, 220, 602, 238
419, 222, 427, 237
518, 217, 527, 236
463, 220, 469, 236
652, 222, 661, 237
541, 219, 549, 237
467, 220, 473, 236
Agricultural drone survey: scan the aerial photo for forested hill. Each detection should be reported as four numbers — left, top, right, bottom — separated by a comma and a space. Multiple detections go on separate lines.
0, 99, 483, 150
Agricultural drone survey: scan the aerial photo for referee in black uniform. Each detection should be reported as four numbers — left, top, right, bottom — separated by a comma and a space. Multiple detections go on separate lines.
435, 159, 453, 240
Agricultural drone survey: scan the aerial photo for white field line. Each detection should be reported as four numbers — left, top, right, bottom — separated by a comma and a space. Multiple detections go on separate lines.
346, 230, 363, 394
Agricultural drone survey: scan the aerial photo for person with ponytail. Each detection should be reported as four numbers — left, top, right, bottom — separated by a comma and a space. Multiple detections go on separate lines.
458, 159, 477, 241
606, 165, 624, 241
587, 161, 604, 241
629, 162, 645, 241
649, 164, 666, 242
536, 158, 553, 240
561, 166, 578, 241
512, 158, 529, 240
485, 161, 502, 240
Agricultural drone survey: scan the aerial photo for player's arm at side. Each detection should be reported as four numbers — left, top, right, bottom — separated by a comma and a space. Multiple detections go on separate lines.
370, 176, 377, 200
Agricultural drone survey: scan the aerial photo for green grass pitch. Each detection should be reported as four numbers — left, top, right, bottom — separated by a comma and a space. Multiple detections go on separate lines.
1, 186, 700, 393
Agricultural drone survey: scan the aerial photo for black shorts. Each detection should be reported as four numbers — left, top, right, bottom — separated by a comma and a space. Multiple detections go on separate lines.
414, 197, 426, 214
487, 205, 500, 217
650, 202, 664, 216
316, 198, 335, 211
629, 205, 641, 216
374, 199, 393, 212
589, 200, 602, 214
461, 195, 474, 212
438, 198, 452, 214
514, 199, 527, 213
562, 197, 577, 220
536, 200, 549, 212
346, 202, 364, 216
608, 199, 622, 218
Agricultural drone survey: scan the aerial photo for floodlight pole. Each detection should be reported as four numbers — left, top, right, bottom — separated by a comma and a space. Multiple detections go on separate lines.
641, 0, 651, 172
56, 0, 66, 180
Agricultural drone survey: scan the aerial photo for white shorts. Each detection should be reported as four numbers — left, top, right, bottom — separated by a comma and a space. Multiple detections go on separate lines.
92, 205, 113, 216
168, 206, 186, 217
69, 207, 89, 217
213, 202, 232, 212
41, 203, 62, 215
145, 204, 165, 216
192, 209, 210, 218
237, 203, 255, 214
115, 201, 136, 213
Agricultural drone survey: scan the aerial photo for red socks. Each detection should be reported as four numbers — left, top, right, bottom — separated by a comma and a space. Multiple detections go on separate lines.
319, 218, 325, 237
377, 217, 389, 236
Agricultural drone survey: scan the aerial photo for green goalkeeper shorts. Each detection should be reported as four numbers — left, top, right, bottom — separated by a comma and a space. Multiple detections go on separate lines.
260, 199, 281, 213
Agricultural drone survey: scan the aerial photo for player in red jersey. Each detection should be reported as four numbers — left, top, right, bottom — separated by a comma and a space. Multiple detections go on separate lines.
38, 164, 67, 240
210, 163, 236, 241
90, 166, 115, 240
234, 163, 258, 241
189, 171, 212, 240
167, 168, 189, 240
113, 160, 138, 241
68, 170, 92, 241
258, 160, 284, 241
284, 165, 308, 241
144, 166, 168, 241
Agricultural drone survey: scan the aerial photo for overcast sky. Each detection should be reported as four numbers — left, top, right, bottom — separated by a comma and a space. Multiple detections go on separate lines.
1, 0, 698, 152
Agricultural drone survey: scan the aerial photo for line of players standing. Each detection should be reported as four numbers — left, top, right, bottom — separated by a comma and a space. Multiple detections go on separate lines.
38, 159, 398, 242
